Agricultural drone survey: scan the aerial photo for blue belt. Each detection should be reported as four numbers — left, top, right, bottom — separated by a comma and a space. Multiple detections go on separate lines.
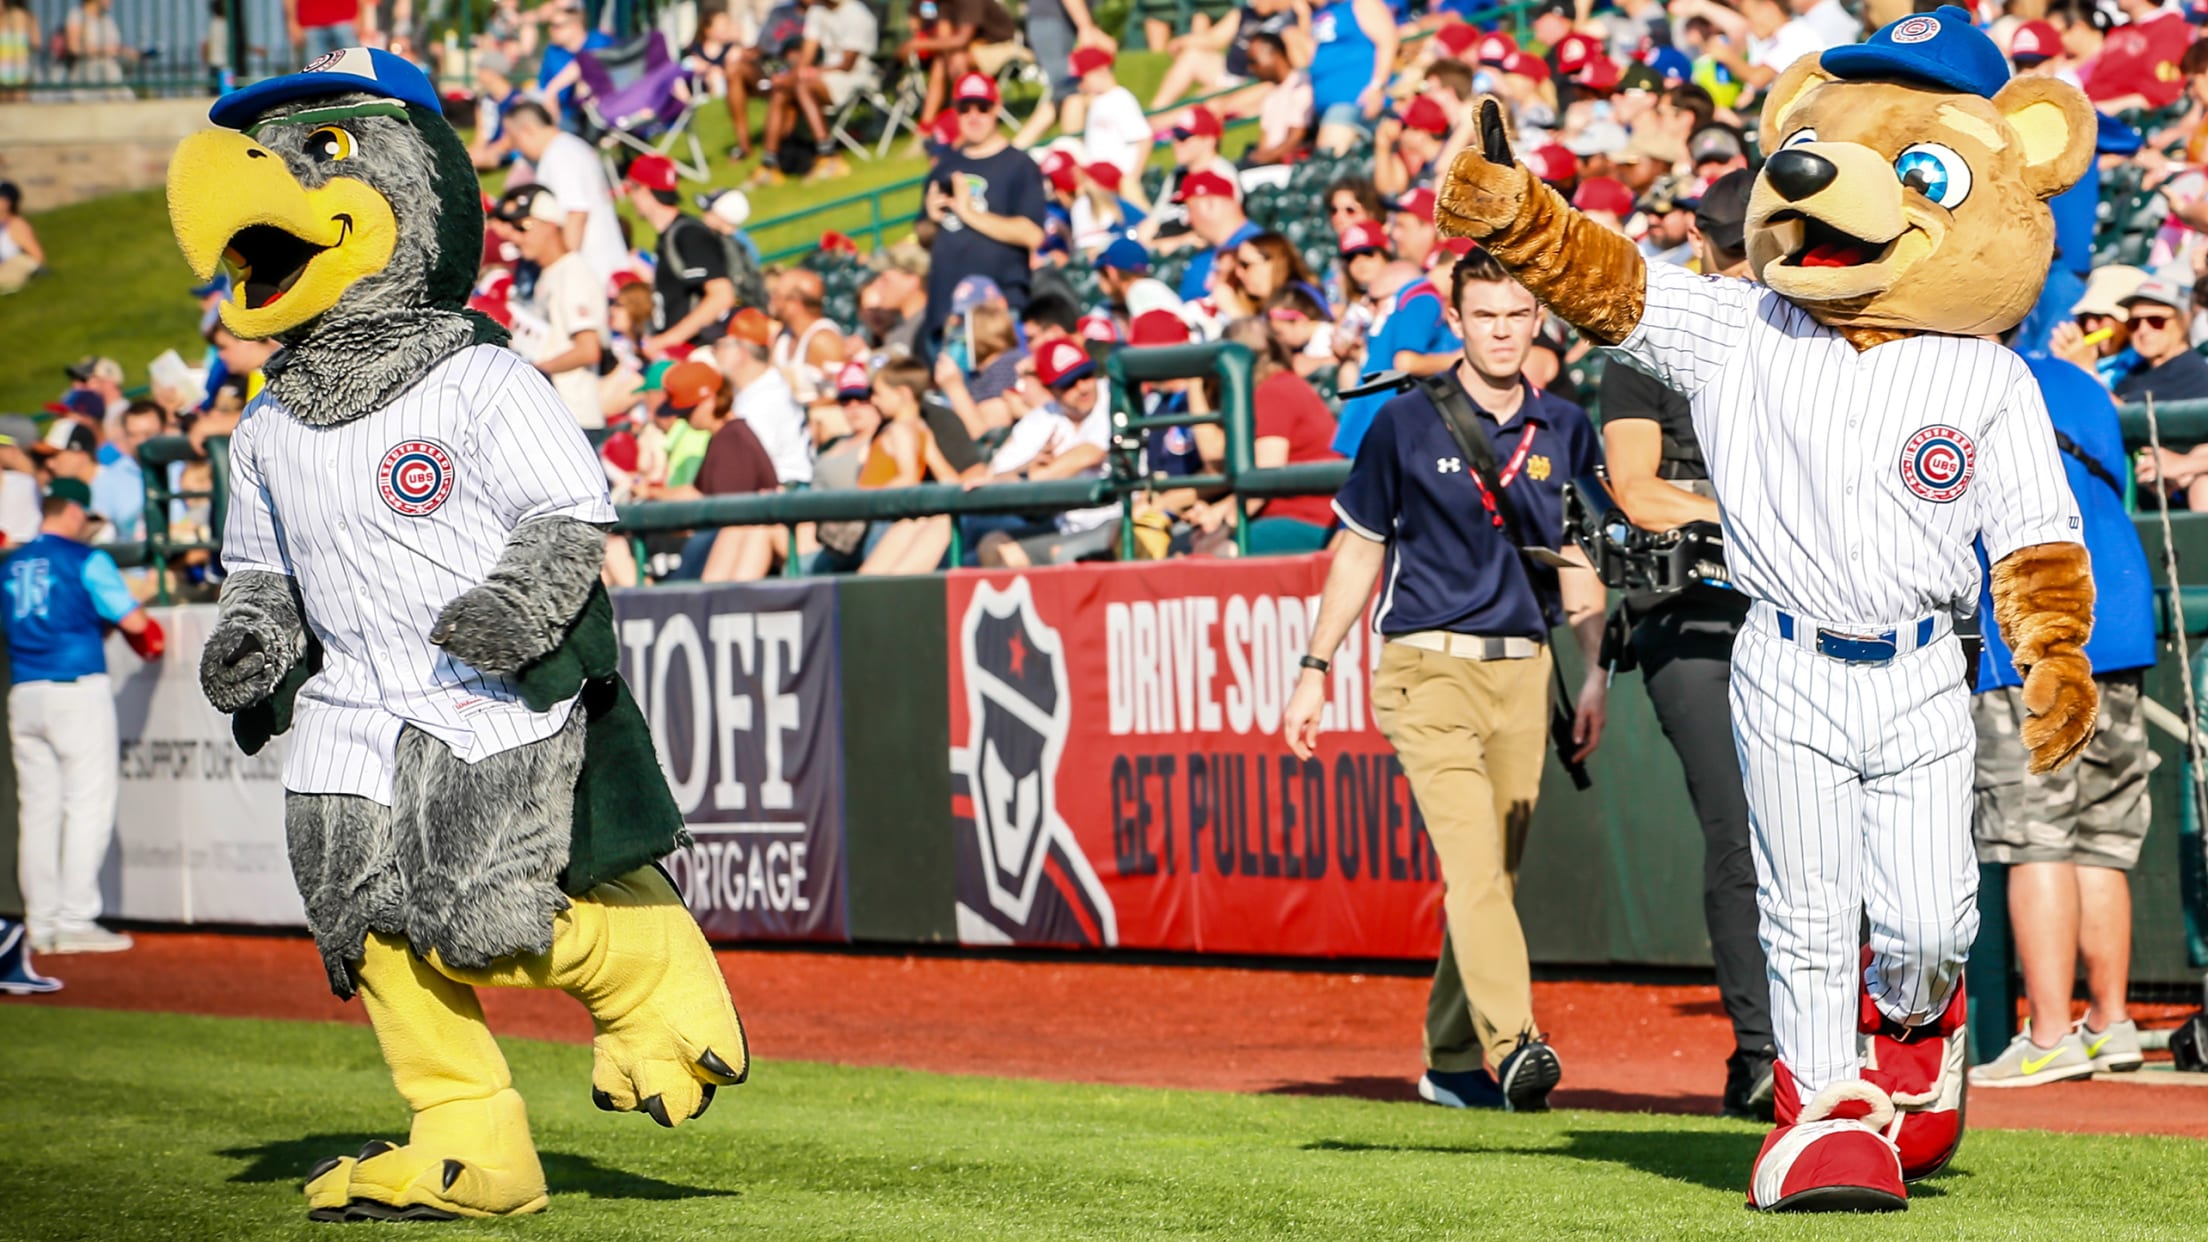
1774, 611, 1939, 665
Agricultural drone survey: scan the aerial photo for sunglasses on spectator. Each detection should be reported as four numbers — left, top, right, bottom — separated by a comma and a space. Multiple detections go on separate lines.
2130, 312, 2177, 329
954, 101, 995, 114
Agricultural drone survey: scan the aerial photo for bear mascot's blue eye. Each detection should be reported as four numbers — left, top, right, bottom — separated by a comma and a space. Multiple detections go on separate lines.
1893, 143, 1972, 209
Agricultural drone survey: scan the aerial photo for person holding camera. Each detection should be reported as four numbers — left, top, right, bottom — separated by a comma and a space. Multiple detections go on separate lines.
1284, 248, 1608, 1113
1595, 168, 1774, 1120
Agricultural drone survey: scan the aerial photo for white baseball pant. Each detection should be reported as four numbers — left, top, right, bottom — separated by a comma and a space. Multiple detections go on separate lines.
1729, 604, 1979, 1097
10, 676, 120, 940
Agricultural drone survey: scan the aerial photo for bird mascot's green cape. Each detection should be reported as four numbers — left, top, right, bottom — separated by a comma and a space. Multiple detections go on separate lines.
166, 49, 747, 1222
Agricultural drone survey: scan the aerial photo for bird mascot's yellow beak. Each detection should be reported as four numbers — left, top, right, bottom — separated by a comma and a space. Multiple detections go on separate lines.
167, 127, 398, 339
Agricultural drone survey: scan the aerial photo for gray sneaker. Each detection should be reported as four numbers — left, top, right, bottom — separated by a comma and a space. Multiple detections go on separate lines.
46, 926, 133, 954
1969, 1029, 2095, 1088
2077, 1018, 2146, 1073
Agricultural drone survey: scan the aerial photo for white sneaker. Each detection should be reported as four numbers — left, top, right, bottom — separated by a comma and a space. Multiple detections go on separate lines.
1969, 1029, 2094, 1088
46, 926, 133, 954
2077, 1018, 2146, 1073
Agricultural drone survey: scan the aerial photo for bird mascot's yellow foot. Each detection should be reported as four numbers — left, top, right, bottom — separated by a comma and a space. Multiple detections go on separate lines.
307, 934, 549, 1222
436, 866, 748, 1128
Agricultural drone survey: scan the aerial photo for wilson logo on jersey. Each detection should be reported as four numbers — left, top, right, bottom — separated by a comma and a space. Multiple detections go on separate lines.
378, 439, 457, 516
1898, 425, 1976, 504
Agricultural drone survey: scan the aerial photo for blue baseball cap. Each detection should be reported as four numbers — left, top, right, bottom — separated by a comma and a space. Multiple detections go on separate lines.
209, 47, 443, 130
1096, 236, 1151, 274
2096, 110, 2143, 155
1641, 46, 1692, 84
1821, 7, 2010, 100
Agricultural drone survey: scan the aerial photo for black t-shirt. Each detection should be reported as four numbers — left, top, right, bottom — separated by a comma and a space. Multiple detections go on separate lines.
923, 144, 1048, 342
653, 214, 733, 344
1225, 2, 1295, 77
2114, 348, 2208, 404
1599, 359, 1702, 480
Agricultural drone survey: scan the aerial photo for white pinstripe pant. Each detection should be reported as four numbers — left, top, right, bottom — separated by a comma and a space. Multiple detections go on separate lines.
1729, 606, 1980, 1096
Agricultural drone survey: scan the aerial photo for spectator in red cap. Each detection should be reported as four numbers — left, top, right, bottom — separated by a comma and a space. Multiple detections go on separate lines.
1496, 49, 1559, 133
1375, 93, 1453, 197
1524, 142, 1580, 190
1010, 0, 1112, 149
2085, 0, 2193, 111
2006, 19, 2074, 84
899, 0, 1020, 125
624, 153, 736, 359
963, 337, 1114, 566
1330, 219, 1463, 455
1571, 175, 1636, 235
1385, 186, 1442, 271
1475, 29, 1517, 70
1431, 20, 1479, 62
1308, 0, 1400, 155
923, 71, 1049, 355
1139, 104, 1237, 254
1072, 160, 1143, 256
1149, 0, 1298, 109
1071, 46, 1155, 198
1174, 169, 1262, 302
1244, 32, 1315, 166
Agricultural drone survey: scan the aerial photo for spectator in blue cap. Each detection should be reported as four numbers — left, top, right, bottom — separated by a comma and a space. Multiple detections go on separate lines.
1094, 237, 1183, 334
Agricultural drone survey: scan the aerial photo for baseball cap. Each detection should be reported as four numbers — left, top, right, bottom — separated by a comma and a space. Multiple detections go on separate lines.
32, 419, 99, 456
1077, 311, 1121, 343
1688, 125, 1746, 166
1617, 61, 1662, 93
1040, 148, 1080, 194
835, 361, 872, 401
951, 274, 1005, 317
699, 188, 751, 229
1639, 174, 1695, 215
496, 184, 566, 225
1501, 49, 1550, 82
1530, 0, 1572, 21
639, 359, 674, 393
1694, 167, 1754, 253
2009, 19, 2060, 64
1096, 236, 1152, 273
1641, 45, 1692, 83
953, 71, 1000, 107
1434, 22, 1479, 58
1571, 176, 1634, 217
1822, 7, 2009, 101
2121, 275, 2191, 314
1401, 94, 1451, 136
662, 360, 723, 412
1552, 31, 1601, 74
1525, 143, 1579, 184
42, 391, 105, 423
2071, 264, 2148, 317
1086, 161, 1126, 194
45, 477, 93, 510
1036, 337, 1096, 388
1167, 104, 1224, 141
1476, 30, 1517, 67
1388, 186, 1439, 218
1128, 308, 1192, 347
1618, 127, 1683, 167
65, 355, 122, 385
208, 46, 441, 129
819, 230, 861, 254
624, 152, 680, 192
1561, 119, 1628, 157
1069, 45, 1114, 77
1573, 54, 1621, 92
1173, 169, 1239, 203
727, 306, 776, 346
1427, 236, 1477, 270
1339, 220, 1390, 257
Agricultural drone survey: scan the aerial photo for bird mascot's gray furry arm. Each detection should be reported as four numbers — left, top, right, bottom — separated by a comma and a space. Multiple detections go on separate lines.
168, 49, 745, 1225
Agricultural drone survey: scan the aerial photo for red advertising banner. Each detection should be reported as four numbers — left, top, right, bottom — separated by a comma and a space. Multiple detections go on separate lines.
946, 556, 1445, 959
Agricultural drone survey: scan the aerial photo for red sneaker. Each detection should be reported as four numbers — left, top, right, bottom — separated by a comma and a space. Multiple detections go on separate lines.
1747, 1077, 1908, 1213
1860, 965, 1967, 1182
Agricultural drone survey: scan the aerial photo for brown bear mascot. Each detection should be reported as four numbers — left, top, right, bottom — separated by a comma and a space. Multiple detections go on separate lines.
1435, 7, 2099, 1212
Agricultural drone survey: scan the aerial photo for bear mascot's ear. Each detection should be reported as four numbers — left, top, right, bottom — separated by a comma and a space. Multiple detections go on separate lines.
1991, 75, 2097, 201
1757, 55, 1839, 156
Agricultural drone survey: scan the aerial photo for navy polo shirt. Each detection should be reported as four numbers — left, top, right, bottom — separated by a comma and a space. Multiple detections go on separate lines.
1333, 374, 1602, 639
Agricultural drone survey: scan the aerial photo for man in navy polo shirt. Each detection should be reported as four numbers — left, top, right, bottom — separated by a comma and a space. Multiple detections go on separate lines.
1285, 248, 1608, 1112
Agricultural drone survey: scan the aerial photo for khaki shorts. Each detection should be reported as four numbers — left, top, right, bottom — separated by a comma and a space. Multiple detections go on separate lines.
1971, 672, 2150, 869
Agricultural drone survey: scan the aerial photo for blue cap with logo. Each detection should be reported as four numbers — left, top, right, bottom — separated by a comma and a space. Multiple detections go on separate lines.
1641, 45, 1692, 84
209, 47, 444, 130
1821, 7, 2010, 100
1096, 236, 1152, 274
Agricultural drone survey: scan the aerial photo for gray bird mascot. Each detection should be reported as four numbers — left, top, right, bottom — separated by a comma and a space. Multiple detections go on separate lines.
165, 49, 746, 1221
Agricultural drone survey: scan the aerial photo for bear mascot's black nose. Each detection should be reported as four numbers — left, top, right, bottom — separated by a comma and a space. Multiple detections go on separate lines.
1764, 148, 1839, 202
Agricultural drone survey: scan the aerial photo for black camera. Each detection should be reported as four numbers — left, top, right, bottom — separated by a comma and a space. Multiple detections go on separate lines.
1559, 472, 1730, 596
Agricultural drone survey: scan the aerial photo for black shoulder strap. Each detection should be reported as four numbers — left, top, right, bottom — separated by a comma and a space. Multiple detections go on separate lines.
2052, 429, 2125, 499
1415, 372, 1525, 536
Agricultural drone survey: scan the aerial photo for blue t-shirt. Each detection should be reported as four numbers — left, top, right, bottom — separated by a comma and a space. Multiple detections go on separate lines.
1975, 353, 2157, 688
1309, 0, 1379, 113
1178, 220, 1263, 302
2048, 157, 2098, 279
89, 460, 144, 544
2014, 262, 2085, 356
1334, 374, 1602, 638
2, 533, 138, 684
538, 31, 614, 127
1333, 277, 1464, 456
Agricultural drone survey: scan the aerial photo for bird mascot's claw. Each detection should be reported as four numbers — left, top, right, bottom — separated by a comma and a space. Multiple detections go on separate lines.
312, 1092, 549, 1222
303, 1155, 356, 1222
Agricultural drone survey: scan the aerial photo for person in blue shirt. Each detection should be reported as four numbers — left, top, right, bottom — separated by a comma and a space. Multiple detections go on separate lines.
1284, 247, 1606, 1113
536, 2, 616, 132
1332, 220, 1464, 456
1965, 350, 2159, 1088
88, 401, 164, 545
1173, 170, 1263, 303
2, 477, 164, 956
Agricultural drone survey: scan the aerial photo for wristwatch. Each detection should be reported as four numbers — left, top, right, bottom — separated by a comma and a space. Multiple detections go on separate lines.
1299, 654, 1330, 674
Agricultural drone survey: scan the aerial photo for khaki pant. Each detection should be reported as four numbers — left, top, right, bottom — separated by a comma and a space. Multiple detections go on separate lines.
1371, 642, 1550, 1073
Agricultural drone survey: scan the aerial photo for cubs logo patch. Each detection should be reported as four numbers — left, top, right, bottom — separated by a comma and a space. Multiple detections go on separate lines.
1899, 425, 1975, 503
378, 439, 456, 516
1893, 15, 1938, 42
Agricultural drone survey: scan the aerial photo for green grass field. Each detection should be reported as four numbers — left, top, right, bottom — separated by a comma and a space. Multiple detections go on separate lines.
2, 1005, 2203, 1240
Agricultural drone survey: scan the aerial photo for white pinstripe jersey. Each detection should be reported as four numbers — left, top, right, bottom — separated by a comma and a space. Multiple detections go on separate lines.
1613, 262, 2082, 627
222, 345, 619, 805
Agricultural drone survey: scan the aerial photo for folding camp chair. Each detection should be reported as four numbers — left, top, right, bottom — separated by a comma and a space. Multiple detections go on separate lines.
825, 53, 922, 160
576, 31, 711, 184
